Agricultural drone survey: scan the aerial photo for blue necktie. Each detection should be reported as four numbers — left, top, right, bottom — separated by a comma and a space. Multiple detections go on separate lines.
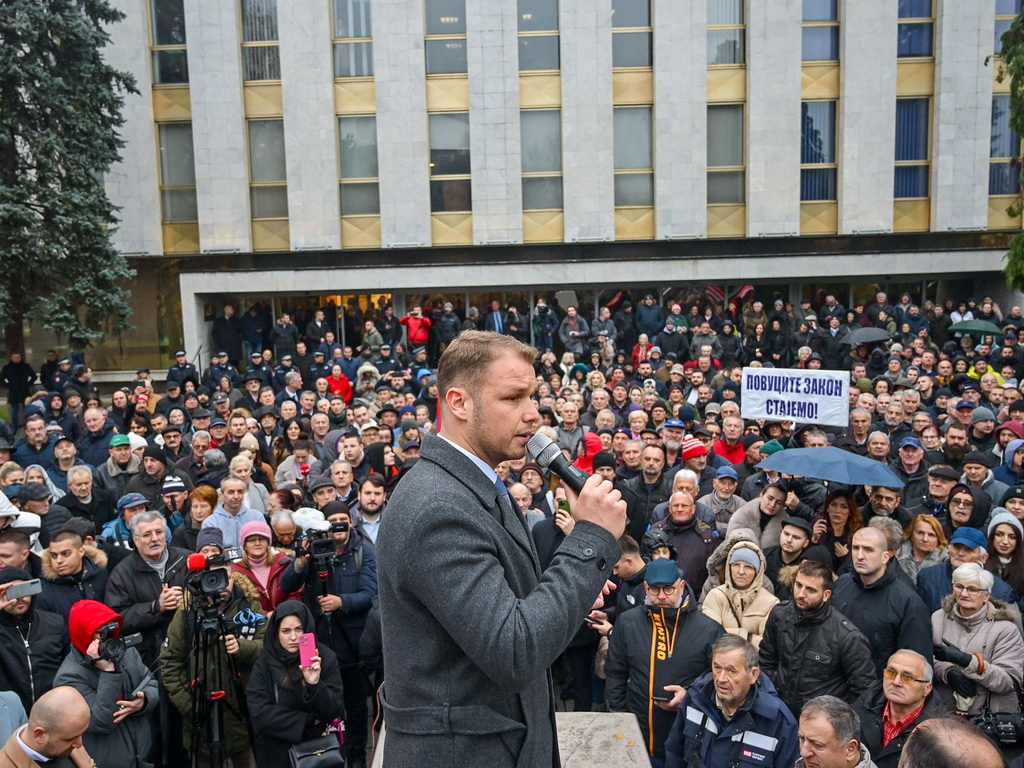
495, 312, 503, 334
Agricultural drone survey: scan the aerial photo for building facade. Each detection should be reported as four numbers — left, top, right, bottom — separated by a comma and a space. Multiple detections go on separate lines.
60, 0, 1024, 369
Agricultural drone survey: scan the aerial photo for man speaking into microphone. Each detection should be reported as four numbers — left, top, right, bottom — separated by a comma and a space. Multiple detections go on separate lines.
377, 330, 626, 768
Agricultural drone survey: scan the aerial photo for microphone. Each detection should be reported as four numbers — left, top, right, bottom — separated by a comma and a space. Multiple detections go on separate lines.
186, 553, 207, 571
527, 433, 590, 494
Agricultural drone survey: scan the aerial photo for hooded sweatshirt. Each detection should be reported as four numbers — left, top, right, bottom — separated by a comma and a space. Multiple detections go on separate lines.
993, 438, 1024, 487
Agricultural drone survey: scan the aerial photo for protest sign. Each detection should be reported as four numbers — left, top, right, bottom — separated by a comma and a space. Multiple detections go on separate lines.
741, 367, 849, 427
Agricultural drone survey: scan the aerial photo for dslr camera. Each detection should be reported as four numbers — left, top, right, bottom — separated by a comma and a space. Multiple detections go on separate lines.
96, 621, 143, 663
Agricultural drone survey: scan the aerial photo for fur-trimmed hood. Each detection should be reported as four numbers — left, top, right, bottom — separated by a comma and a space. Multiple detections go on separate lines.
40, 543, 108, 581
940, 593, 1018, 623
706, 528, 759, 580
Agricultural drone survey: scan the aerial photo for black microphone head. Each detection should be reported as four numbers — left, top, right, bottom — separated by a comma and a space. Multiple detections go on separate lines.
527, 433, 562, 467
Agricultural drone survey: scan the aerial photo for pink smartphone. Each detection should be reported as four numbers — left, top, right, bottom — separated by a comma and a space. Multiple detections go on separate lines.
299, 633, 316, 667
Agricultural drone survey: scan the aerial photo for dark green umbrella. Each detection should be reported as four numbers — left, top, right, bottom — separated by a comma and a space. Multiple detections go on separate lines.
949, 320, 1003, 337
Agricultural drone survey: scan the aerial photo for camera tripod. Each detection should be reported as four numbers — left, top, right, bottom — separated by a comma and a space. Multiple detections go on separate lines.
186, 600, 255, 768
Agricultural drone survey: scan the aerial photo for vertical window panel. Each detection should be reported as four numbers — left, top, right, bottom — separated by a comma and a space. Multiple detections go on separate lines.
333, 0, 372, 38
240, 0, 280, 80
429, 114, 471, 175
521, 111, 562, 173
518, 36, 560, 70
894, 98, 930, 198
613, 107, 652, 170
249, 121, 287, 181
707, 104, 744, 204
990, 95, 1021, 195
611, 0, 650, 28
150, 0, 188, 84
425, 0, 466, 35
518, 0, 558, 31
334, 42, 374, 77
339, 116, 379, 179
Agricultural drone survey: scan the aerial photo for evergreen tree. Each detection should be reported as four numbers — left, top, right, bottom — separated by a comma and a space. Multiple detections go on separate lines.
0, 0, 137, 353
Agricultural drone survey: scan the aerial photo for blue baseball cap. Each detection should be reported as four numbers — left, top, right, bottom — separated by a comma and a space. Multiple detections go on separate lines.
899, 436, 923, 451
116, 492, 149, 513
949, 527, 987, 551
645, 558, 683, 587
662, 419, 686, 430
715, 466, 739, 481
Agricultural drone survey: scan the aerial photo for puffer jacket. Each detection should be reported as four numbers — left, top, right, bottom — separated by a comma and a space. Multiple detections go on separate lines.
931, 595, 1024, 715
605, 595, 725, 761
36, 544, 109, 619
700, 541, 778, 648
698, 529, 776, 604
231, 551, 303, 614
759, 596, 876, 717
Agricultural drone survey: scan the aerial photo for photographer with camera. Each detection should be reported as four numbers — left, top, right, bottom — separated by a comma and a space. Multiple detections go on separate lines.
162, 543, 266, 768
54, 599, 157, 768
280, 502, 377, 768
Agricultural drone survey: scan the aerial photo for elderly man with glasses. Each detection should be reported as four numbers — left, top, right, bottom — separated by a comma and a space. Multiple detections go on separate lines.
852, 650, 944, 768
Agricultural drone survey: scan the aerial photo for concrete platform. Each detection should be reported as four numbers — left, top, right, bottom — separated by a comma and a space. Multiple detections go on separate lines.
369, 711, 651, 767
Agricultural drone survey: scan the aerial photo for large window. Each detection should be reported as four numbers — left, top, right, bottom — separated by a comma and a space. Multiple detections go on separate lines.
241, 0, 280, 81
429, 113, 471, 212
897, 0, 933, 58
521, 110, 562, 209
996, 0, 1022, 55
802, 0, 839, 62
333, 0, 373, 77
248, 120, 288, 218
707, 105, 744, 204
150, 0, 188, 84
894, 98, 930, 198
991, 95, 1021, 195
339, 116, 380, 215
612, 0, 651, 68
157, 123, 197, 222
518, 0, 559, 71
801, 101, 837, 201
613, 107, 653, 206
424, 0, 467, 74
708, 0, 744, 65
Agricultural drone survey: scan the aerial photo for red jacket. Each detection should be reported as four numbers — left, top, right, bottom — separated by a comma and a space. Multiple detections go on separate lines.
712, 439, 745, 465
231, 552, 302, 614
326, 372, 353, 403
400, 315, 432, 345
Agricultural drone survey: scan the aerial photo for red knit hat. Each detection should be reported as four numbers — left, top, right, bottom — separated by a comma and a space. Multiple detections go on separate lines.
681, 436, 707, 461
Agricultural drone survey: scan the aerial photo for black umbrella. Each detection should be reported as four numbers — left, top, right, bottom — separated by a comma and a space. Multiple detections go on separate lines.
841, 327, 892, 346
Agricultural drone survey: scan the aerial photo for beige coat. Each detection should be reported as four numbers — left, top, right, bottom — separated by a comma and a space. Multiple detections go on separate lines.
931, 595, 1024, 715
701, 541, 779, 648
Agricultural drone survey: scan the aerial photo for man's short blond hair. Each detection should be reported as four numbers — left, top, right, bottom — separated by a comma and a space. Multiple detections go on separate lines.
437, 331, 537, 408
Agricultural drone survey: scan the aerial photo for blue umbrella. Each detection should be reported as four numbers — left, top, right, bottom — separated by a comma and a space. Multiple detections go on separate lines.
757, 446, 905, 488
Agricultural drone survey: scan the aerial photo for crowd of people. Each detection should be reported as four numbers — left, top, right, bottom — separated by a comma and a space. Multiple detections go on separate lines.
0, 288, 1021, 767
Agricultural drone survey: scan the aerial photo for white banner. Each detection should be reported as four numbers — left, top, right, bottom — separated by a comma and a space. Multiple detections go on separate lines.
741, 367, 849, 427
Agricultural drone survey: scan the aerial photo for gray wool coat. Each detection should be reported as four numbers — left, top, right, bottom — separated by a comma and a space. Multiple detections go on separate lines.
377, 434, 621, 768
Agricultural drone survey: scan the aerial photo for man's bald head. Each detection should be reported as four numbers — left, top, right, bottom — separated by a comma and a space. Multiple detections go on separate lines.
899, 717, 1006, 768
27, 686, 90, 759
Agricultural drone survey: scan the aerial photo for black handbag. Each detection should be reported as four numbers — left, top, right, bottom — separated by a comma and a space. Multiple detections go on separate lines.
288, 734, 345, 768
971, 690, 1024, 746
273, 683, 346, 768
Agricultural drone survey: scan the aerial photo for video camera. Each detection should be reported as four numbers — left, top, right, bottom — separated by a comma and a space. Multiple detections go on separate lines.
300, 522, 349, 560
96, 621, 143, 663
186, 548, 243, 597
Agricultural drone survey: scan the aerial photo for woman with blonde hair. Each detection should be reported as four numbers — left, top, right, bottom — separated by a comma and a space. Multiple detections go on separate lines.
897, 514, 948, 585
